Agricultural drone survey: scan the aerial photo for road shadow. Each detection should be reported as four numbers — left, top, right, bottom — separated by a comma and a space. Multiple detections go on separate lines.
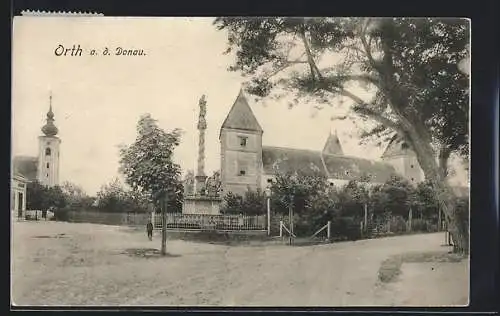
32, 233, 68, 239
121, 248, 181, 259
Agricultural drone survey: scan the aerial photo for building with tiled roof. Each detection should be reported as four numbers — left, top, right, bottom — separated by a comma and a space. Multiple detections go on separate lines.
218, 90, 468, 197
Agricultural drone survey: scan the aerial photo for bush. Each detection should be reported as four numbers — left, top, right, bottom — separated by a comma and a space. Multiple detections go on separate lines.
411, 218, 428, 232
329, 216, 362, 241
53, 208, 69, 221
388, 216, 407, 233
455, 196, 469, 232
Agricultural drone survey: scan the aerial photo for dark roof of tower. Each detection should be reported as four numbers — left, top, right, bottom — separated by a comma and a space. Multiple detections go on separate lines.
262, 146, 397, 183
12, 156, 38, 181
381, 134, 415, 159
322, 154, 396, 183
220, 89, 263, 134
262, 146, 327, 177
322, 132, 344, 155
41, 103, 59, 137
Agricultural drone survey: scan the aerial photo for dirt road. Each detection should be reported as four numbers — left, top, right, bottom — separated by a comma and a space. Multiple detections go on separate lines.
11, 221, 468, 306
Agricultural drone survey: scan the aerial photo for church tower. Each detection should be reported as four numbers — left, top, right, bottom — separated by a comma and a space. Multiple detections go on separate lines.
37, 93, 61, 187
381, 135, 424, 185
322, 130, 344, 156
219, 89, 263, 197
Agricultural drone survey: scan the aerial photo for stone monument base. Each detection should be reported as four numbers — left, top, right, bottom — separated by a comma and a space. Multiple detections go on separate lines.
182, 196, 222, 215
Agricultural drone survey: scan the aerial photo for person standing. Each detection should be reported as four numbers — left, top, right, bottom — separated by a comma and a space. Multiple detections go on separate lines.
146, 219, 153, 241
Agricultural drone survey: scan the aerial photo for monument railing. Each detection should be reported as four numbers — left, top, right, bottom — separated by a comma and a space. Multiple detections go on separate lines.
153, 213, 267, 231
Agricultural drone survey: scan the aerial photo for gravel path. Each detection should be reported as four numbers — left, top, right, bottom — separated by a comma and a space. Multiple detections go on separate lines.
11, 221, 468, 306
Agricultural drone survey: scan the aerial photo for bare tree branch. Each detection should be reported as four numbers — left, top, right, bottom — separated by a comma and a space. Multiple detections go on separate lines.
360, 18, 380, 72
299, 28, 323, 81
324, 85, 404, 134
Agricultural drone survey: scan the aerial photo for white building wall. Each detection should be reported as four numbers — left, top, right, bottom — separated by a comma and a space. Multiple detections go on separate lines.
11, 176, 27, 218
37, 136, 61, 187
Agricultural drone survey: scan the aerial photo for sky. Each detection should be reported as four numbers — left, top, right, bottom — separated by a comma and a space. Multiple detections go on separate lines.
11, 17, 468, 195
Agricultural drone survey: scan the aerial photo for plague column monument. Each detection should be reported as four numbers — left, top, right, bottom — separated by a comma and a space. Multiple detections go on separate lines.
182, 95, 222, 215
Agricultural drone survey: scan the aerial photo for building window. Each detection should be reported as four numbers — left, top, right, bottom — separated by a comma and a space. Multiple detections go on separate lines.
401, 143, 409, 150
46, 163, 50, 169
410, 164, 414, 168
45, 148, 51, 156
411, 177, 415, 182
239, 170, 246, 176
239, 136, 248, 147
267, 178, 273, 183
46, 173, 49, 177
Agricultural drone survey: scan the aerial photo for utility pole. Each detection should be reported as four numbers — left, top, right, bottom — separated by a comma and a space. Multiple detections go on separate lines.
267, 196, 271, 236
161, 193, 168, 256
288, 194, 294, 246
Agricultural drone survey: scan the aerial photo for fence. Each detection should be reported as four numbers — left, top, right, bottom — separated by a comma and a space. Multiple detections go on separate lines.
153, 213, 267, 231
22, 210, 54, 221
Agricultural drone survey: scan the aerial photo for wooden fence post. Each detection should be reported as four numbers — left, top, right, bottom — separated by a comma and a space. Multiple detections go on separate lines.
408, 207, 413, 232
364, 203, 368, 233
279, 220, 283, 238
327, 221, 331, 240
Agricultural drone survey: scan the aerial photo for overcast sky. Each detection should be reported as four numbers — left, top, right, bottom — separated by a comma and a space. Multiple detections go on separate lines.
12, 17, 467, 195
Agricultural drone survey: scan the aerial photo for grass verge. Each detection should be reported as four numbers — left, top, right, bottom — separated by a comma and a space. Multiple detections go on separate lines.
378, 250, 465, 283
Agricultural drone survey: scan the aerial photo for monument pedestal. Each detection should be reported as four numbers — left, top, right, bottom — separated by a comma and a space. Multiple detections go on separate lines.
182, 195, 221, 215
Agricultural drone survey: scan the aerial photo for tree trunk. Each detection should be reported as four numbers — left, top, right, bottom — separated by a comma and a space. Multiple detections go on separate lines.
161, 197, 167, 256
407, 129, 469, 254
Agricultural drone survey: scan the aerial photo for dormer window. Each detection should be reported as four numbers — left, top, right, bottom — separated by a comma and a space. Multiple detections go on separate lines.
239, 136, 248, 147
45, 148, 51, 156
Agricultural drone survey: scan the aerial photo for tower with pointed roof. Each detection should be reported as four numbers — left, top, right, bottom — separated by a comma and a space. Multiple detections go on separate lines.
219, 89, 264, 196
322, 130, 344, 156
381, 134, 424, 184
37, 92, 61, 187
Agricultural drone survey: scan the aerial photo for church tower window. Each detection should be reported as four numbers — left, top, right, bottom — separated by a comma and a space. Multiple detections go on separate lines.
239, 136, 248, 147
239, 170, 246, 176
45, 148, 51, 156
46, 163, 49, 168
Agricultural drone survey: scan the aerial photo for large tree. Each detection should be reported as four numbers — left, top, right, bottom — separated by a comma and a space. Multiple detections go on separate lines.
118, 114, 183, 255
118, 114, 183, 209
214, 17, 469, 253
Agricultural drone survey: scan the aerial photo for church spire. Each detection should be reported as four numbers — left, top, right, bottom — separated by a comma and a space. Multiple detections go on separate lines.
323, 129, 343, 156
220, 88, 263, 136
41, 91, 58, 137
